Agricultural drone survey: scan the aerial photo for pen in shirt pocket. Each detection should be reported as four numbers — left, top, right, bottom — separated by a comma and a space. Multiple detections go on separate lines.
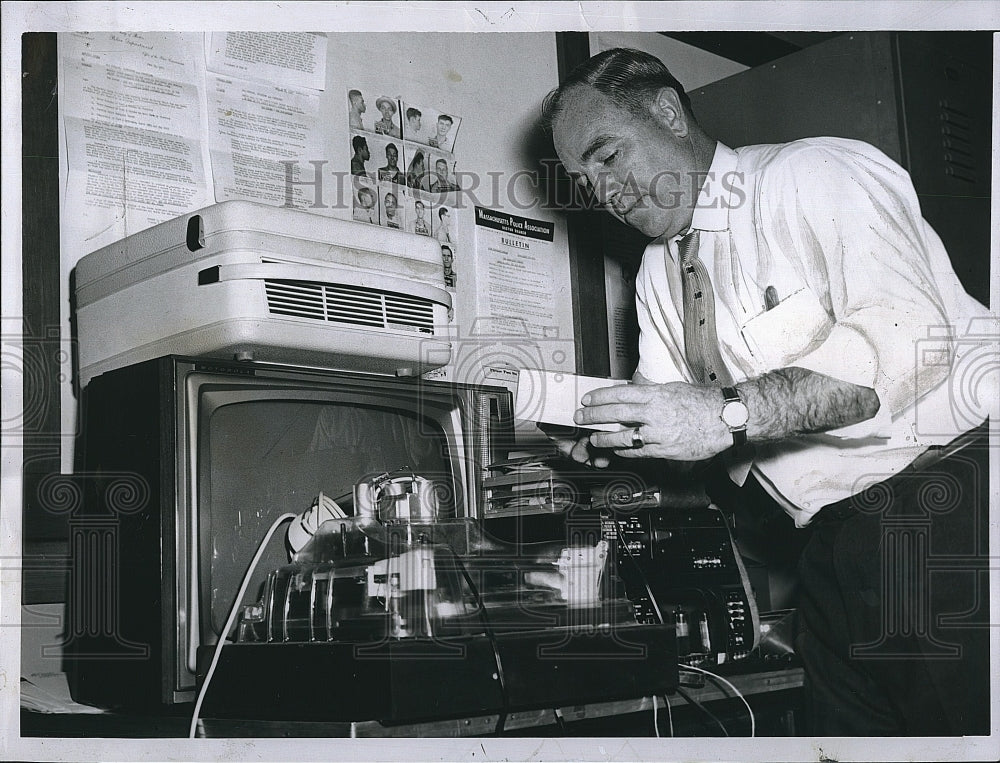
764, 285, 780, 311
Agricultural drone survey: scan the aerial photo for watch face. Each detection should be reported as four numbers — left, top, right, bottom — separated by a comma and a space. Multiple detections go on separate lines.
722, 400, 750, 429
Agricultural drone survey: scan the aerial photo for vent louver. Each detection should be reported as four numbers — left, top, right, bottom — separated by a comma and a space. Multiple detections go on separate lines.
264, 278, 436, 334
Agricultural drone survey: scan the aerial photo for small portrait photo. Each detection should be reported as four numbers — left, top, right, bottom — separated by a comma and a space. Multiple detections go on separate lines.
440, 243, 456, 289
380, 184, 406, 230
425, 109, 461, 153
349, 132, 372, 178
352, 176, 379, 225
435, 205, 455, 246
427, 153, 459, 194
373, 96, 401, 139
401, 103, 426, 144
406, 192, 433, 237
347, 88, 368, 132
404, 147, 432, 192
366, 134, 405, 185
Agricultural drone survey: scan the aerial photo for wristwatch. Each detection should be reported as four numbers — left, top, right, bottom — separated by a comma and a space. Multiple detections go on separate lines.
720, 386, 749, 447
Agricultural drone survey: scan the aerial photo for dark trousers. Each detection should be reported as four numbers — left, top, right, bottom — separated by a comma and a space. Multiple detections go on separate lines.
795, 424, 991, 736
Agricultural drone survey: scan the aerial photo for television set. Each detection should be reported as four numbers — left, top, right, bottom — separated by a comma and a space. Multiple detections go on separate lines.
65, 355, 517, 708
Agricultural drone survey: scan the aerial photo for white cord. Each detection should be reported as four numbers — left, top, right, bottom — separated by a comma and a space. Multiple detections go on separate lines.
652, 695, 660, 737
679, 663, 755, 737
664, 693, 674, 737
188, 512, 297, 739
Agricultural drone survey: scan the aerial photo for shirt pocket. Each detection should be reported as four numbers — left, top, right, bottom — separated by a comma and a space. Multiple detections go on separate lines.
740, 287, 833, 370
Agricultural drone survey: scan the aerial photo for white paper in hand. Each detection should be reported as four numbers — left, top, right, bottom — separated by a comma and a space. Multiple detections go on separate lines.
515, 370, 628, 432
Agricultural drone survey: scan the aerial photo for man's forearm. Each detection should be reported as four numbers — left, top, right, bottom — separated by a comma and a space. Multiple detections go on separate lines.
739, 366, 880, 442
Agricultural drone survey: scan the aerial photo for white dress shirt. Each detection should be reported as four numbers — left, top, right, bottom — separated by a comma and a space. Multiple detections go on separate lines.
635, 138, 995, 526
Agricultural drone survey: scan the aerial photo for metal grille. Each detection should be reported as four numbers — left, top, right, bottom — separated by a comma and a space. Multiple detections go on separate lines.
264, 278, 436, 334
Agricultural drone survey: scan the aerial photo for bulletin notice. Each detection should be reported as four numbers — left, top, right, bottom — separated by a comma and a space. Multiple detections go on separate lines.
473, 206, 560, 339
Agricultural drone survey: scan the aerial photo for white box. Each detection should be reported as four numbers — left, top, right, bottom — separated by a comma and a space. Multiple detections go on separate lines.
74, 201, 453, 387
514, 370, 628, 431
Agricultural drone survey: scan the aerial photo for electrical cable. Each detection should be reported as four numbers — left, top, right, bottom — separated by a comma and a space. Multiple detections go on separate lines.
612, 517, 665, 624
680, 663, 755, 737
449, 549, 509, 737
674, 685, 730, 737
652, 695, 660, 737
188, 512, 297, 739
553, 707, 567, 735
662, 694, 674, 737
615, 516, 676, 739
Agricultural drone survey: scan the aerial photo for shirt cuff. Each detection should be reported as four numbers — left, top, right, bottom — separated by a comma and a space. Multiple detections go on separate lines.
790, 324, 892, 439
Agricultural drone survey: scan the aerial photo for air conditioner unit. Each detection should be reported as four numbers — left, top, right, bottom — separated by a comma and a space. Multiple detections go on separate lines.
74, 201, 453, 387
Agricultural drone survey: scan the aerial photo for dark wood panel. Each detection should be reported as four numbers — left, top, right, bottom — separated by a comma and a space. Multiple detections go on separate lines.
690, 33, 903, 163
555, 32, 611, 378
22, 32, 71, 605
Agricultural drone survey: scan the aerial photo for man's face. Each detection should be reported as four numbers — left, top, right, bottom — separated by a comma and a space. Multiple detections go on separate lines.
359, 191, 375, 209
352, 94, 365, 113
409, 115, 422, 132
552, 85, 697, 239
436, 119, 451, 137
385, 194, 397, 213
385, 145, 398, 166
415, 202, 425, 218
435, 160, 448, 178
440, 209, 450, 226
442, 249, 453, 270
380, 102, 394, 120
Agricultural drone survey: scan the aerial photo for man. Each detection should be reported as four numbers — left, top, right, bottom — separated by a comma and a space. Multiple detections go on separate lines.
348, 89, 366, 131
352, 185, 377, 224
411, 200, 430, 236
374, 96, 401, 138
543, 48, 993, 736
428, 114, 455, 151
405, 150, 429, 191
382, 191, 401, 229
405, 107, 423, 142
441, 244, 456, 288
377, 143, 403, 184
435, 206, 453, 245
429, 158, 458, 193
350, 135, 370, 177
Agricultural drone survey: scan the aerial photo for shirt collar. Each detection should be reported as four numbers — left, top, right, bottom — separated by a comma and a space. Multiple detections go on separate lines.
691, 141, 738, 232
663, 141, 738, 260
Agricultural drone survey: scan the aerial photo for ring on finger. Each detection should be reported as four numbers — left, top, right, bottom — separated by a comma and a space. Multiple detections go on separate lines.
630, 426, 644, 448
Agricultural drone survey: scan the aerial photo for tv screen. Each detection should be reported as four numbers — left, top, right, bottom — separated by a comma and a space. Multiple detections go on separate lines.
199, 392, 456, 638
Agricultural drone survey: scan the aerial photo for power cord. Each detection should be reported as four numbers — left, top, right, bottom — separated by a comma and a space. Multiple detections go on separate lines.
188, 512, 297, 739
611, 517, 664, 624
680, 663, 755, 736
553, 707, 567, 734
448, 548, 509, 736
662, 693, 674, 737
674, 685, 730, 737
614, 516, 753, 738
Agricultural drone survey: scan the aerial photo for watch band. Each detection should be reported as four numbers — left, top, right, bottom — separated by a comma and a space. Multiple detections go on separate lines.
721, 386, 749, 447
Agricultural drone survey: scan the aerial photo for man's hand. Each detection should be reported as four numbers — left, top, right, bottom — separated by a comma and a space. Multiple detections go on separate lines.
538, 423, 613, 468
574, 382, 731, 461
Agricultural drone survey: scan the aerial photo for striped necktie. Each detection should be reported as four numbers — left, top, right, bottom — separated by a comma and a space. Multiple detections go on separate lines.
678, 229, 733, 387
676, 230, 753, 483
